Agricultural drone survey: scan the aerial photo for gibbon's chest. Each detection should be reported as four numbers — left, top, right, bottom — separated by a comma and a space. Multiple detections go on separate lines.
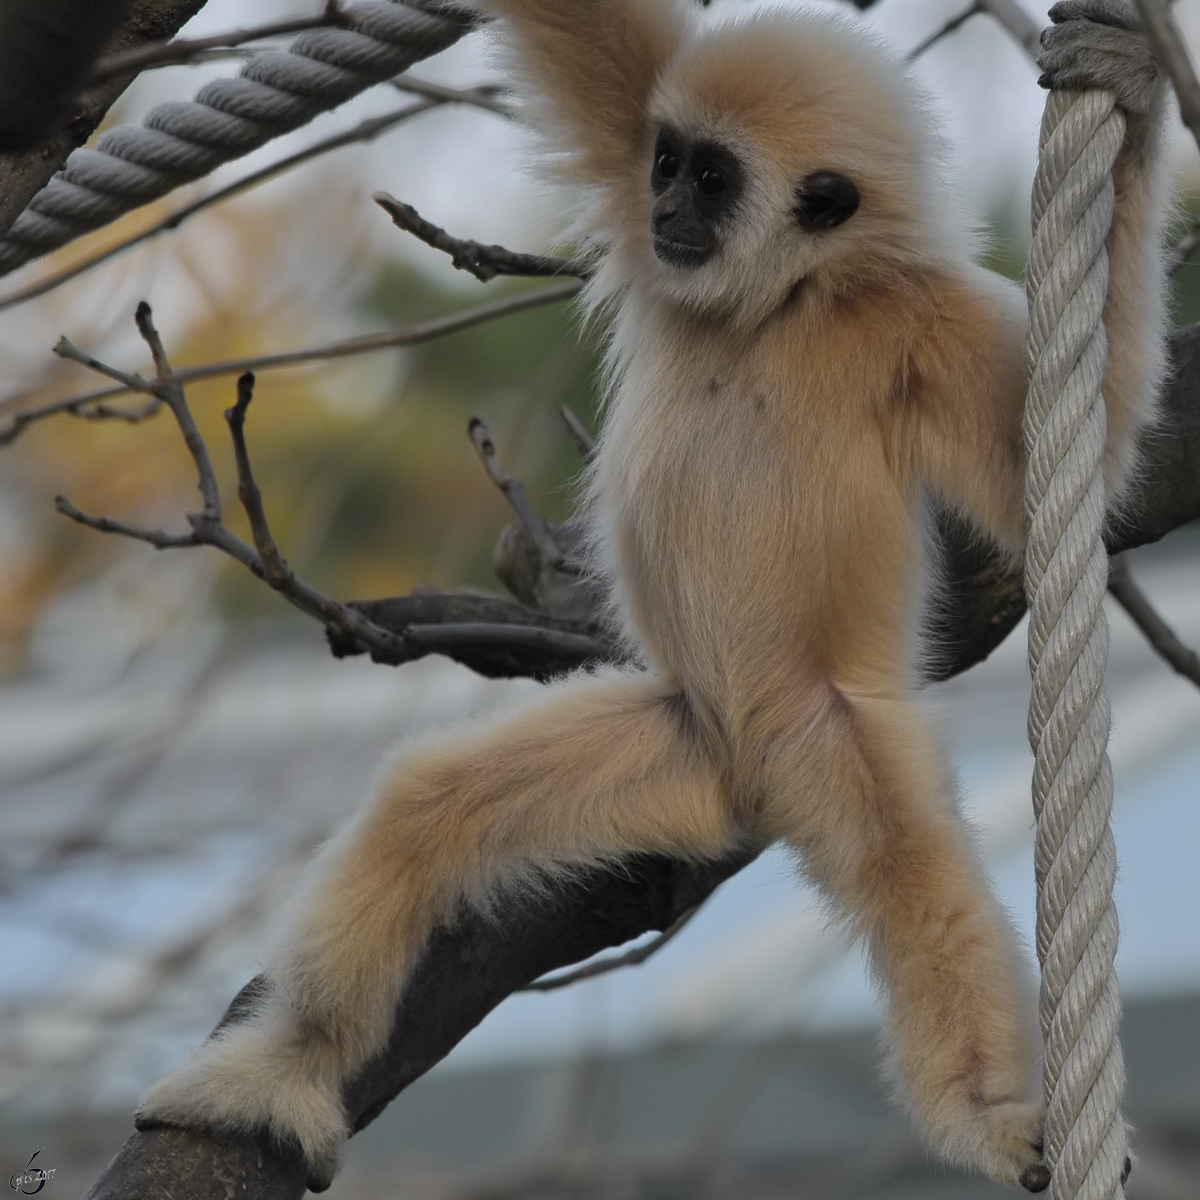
596, 335, 918, 644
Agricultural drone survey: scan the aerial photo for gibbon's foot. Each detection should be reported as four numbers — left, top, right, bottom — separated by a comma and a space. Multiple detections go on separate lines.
1038, 0, 1160, 114
1021, 1163, 1052, 1192
953, 1099, 1046, 1190
136, 1010, 348, 1192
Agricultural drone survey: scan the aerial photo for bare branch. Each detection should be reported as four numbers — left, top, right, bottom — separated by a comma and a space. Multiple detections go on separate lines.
1, 281, 583, 444
559, 405, 596, 459
977, 0, 1041, 58
519, 905, 700, 991
49, 306, 422, 666
1108, 553, 1200, 687
88, 3, 352, 84
406, 621, 614, 659
906, 1, 984, 61
54, 495, 200, 549
226, 373, 292, 588
1132, 0, 1200, 161
469, 417, 577, 572
0, 99, 445, 315
53, 336, 151, 392
391, 73, 514, 118
374, 193, 585, 281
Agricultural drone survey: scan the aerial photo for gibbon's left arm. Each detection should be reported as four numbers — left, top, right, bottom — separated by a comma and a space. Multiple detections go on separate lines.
915, 0, 1168, 554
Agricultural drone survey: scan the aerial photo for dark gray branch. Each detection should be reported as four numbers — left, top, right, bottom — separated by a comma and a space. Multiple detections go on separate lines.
0, 0, 212, 235
469, 416, 578, 571
374, 192, 585, 282
88, 2, 350, 84
1, 281, 583, 444
1108, 553, 1200, 686
82, 322, 1200, 1198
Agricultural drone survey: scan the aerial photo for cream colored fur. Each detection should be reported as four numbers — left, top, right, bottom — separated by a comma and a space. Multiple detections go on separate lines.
138, 0, 1168, 1189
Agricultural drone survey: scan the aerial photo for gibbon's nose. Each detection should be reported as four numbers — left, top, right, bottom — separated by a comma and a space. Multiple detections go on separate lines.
651, 191, 713, 268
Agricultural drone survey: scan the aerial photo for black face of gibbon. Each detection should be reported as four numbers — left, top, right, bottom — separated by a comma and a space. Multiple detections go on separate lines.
650, 128, 745, 268
649, 127, 861, 268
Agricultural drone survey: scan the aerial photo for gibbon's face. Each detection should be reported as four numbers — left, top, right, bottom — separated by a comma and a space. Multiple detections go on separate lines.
649, 126, 860, 272
634, 12, 937, 325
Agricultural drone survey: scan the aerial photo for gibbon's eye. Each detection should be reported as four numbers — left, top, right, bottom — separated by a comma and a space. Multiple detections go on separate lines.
696, 165, 726, 197
794, 172, 860, 232
652, 132, 683, 193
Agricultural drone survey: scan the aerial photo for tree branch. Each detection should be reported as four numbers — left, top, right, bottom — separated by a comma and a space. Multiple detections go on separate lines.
1, 281, 583, 444
1132, 0, 1200, 163
88, 2, 352, 84
1108, 553, 1200, 687
469, 417, 578, 571
374, 192, 585, 282
906, 1, 984, 62
519, 905, 700, 992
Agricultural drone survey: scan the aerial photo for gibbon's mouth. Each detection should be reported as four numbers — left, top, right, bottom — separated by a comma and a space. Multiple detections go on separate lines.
653, 234, 712, 269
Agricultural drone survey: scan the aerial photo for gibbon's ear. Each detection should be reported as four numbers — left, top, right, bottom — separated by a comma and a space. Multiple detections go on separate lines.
794, 172, 860, 232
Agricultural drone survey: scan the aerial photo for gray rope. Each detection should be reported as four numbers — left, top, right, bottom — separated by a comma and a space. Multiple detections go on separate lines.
1024, 86, 1128, 1200
0, 0, 473, 277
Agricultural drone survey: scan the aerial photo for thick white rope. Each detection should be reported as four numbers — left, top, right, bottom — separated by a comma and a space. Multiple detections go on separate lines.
1024, 86, 1128, 1200
0, 0, 473, 278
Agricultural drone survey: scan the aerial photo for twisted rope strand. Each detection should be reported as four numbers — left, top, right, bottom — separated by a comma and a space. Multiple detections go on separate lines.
0, 1, 473, 278
1024, 86, 1128, 1200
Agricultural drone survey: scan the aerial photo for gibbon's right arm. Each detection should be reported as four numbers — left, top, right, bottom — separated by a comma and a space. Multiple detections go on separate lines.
914, 0, 1168, 554
473, 0, 691, 198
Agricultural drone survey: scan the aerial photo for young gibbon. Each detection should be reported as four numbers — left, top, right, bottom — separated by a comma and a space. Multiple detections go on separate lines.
138, 0, 1167, 1189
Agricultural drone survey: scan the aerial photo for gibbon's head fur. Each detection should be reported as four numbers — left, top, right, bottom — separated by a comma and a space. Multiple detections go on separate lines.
501, 4, 967, 327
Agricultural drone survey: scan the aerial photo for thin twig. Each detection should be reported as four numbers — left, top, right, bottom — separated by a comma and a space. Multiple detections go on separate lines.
519, 907, 701, 992
88, 2, 352, 83
0, 99, 444, 315
1108, 554, 1200, 687
374, 193, 585, 282
977, 0, 1041, 58
54, 496, 200, 548
1, 281, 582, 446
49, 306, 412, 663
1132, 0, 1200, 162
391, 73, 513, 118
135, 302, 222, 521
559, 405, 596, 459
226, 373, 292, 587
906, 0, 984, 60
1167, 220, 1200, 275
469, 417, 576, 572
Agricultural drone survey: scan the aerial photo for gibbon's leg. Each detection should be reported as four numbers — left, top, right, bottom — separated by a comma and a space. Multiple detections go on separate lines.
138, 667, 736, 1187
765, 686, 1043, 1187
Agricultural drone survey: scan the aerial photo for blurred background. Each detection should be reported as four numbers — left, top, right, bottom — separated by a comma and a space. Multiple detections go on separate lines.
0, 0, 1199, 1195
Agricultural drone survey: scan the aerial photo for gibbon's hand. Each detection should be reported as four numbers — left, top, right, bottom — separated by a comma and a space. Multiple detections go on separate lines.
1037, 0, 1161, 114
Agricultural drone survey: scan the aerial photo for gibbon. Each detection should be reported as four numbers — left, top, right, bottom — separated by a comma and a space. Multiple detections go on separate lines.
138, 0, 1167, 1190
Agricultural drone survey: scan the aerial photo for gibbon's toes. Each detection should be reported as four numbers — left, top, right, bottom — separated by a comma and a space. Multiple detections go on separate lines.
1020, 1162, 1052, 1192
136, 1019, 349, 1188
974, 1100, 1046, 1189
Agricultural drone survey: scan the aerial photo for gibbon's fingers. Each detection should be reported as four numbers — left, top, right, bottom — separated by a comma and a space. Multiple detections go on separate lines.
765, 686, 1044, 1186
139, 667, 738, 1187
